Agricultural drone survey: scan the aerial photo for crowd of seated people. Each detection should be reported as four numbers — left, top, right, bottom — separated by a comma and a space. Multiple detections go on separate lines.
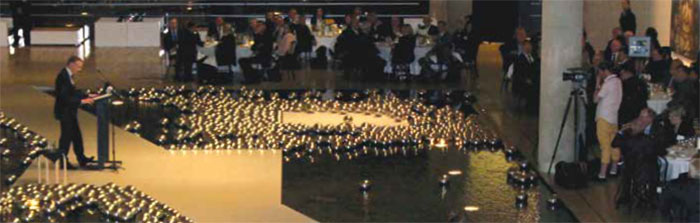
161, 8, 481, 84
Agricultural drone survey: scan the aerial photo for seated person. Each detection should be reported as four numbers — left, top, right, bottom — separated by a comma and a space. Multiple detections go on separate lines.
377, 16, 401, 41
334, 17, 360, 67
215, 24, 237, 72
419, 44, 463, 81
350, 25, 386, 80
416, 16, 438, 37
510, 40, 539, 109
391, 25, 416, 65
668, 63, 699, 118
364, 11, 383, 42
435, 21, 452, 47
659, 106, 696, 143
275, 24, 298, 69
239, 22, 274, 83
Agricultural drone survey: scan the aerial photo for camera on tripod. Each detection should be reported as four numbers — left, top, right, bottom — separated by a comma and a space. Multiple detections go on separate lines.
562, 67, 591, 82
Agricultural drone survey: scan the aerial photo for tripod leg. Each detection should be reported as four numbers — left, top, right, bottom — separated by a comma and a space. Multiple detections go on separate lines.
547, 92, 574, 174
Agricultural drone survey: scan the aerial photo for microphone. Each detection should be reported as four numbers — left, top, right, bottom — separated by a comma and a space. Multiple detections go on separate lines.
96, 69, 123, 98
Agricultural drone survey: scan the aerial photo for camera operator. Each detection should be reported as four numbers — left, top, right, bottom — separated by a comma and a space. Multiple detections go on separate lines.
594, 61, 623, 181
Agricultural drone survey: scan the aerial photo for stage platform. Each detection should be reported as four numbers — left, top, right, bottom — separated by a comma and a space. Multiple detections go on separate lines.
0, 85, 314, 222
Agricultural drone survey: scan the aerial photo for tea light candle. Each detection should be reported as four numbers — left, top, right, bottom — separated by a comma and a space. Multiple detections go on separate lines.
515, 193, 528, 208
359, 180, 371, 192
439, 174, 449, 186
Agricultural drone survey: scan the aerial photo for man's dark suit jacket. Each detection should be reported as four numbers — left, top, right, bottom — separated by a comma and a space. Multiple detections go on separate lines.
619, 9, 636, 33
162, 29, 178, 52
54, 68, 84, 120
177, 29, 203, 62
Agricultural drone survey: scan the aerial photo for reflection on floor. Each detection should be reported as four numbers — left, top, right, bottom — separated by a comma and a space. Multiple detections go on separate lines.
0, 44, 666, 222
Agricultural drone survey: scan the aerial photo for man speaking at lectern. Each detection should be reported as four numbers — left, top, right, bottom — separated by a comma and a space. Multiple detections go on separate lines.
54, 56, 96, 169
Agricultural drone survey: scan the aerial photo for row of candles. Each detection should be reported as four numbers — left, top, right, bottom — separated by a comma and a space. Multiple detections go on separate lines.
0, 112, 51, 186
0, 183, 192, 222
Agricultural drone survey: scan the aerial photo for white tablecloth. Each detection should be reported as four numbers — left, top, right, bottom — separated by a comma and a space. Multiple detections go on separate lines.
647, 91, 672, 114
662, 145, 698, 181
198, 42, 252, 73
648, 99, 670, 114
314, 35, 336, 52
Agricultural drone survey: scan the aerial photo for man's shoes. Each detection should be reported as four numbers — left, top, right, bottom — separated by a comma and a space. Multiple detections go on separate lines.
79, 156, 95, 168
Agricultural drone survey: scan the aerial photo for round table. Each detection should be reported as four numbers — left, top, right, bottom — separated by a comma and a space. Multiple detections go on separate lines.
647, 91, 671, 114
663, 144, 698, 181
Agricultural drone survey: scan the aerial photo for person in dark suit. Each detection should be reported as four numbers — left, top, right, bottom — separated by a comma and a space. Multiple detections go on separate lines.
619, 0, 636, 34
511, 40, 539, 109
644, 27, 661, 51
54, 56, 95, 169
10, 0, 32, 46
500, 27, 528, 74
207, 17, 226, 41
238, 22, 274, 83
162, 18, 179, 53
604, 37, 624, 63
335, 18, 361, 71
175, 21, 203, 81
435, 21, 452, 48
311, 8, 326, 31
215, 24, 237, 72
162, 18, 179, 76
392, 25, 416, 65
292, 14, 315, 57
618, 61, 648, 126
644, 48, 671, 84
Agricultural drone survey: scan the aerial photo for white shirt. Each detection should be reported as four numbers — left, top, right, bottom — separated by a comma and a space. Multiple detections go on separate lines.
65, 67, 74, 85
596, 75, 622, 124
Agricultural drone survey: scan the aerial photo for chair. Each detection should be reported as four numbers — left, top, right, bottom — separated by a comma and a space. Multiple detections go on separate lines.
37, 153, 68, 185
391, 63, 411, 81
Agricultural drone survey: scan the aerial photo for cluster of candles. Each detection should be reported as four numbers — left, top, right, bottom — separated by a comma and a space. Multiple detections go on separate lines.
0, 183, 192, 222
116, 86, 500, 162
0, 112, 50, 186
506, 162, 539, 189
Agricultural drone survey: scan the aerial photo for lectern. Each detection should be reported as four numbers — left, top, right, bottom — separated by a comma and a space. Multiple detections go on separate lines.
93, 94, 121, 169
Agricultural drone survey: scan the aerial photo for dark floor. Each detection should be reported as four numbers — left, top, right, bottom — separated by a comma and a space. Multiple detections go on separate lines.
0, 43, 669, 222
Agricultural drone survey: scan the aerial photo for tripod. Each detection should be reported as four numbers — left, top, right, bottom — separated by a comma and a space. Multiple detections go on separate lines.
547, 86, 588, 174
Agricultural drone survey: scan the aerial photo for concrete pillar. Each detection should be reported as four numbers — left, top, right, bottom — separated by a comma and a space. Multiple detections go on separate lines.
446, 0, 473, 31
538, 0, 583, 173
429, 0, 448, 23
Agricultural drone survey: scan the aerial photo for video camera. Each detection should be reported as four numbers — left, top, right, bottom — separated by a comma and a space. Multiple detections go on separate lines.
562, 67, 591, 82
